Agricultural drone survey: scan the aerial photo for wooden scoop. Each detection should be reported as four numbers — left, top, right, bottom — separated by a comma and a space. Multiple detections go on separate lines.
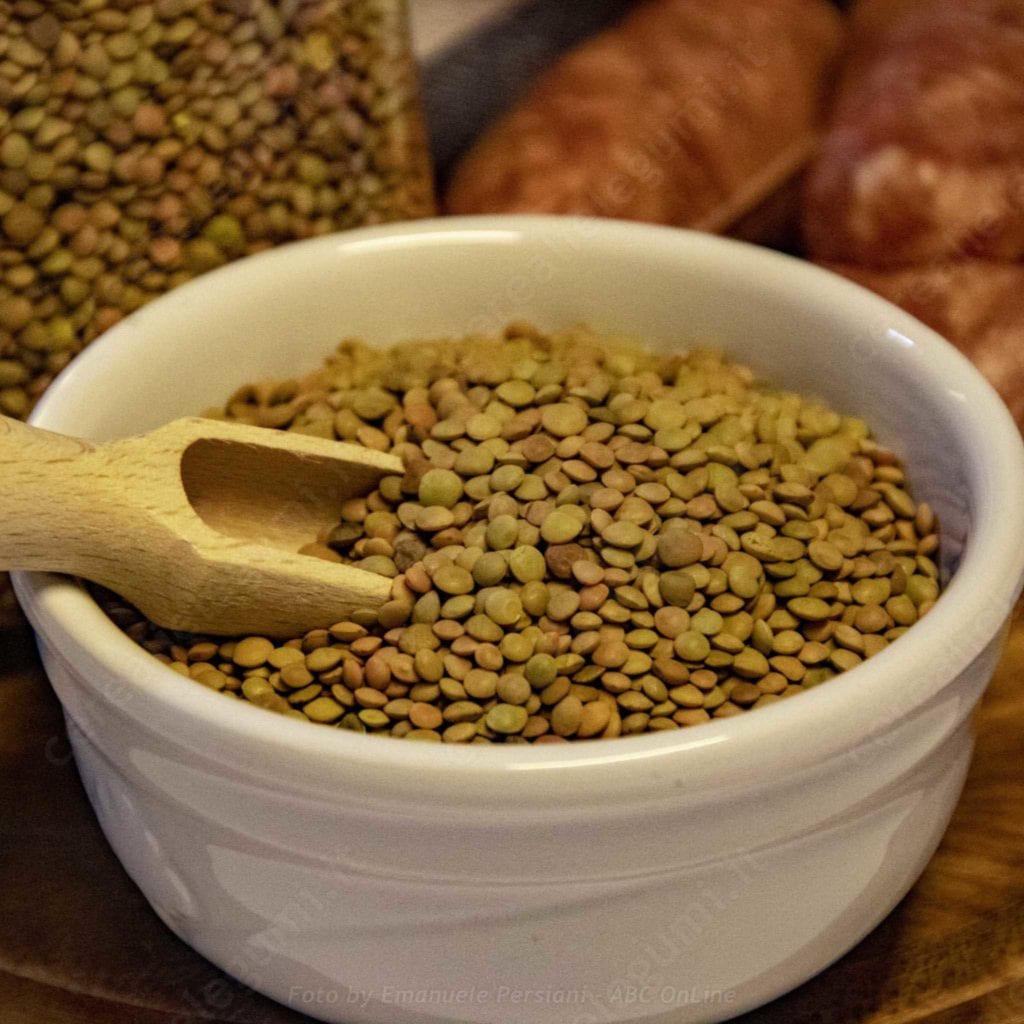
0, 415, 404, 636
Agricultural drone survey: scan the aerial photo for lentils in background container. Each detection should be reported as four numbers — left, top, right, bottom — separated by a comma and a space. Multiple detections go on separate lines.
105, 324, 943, 743
0, 0, 432, 420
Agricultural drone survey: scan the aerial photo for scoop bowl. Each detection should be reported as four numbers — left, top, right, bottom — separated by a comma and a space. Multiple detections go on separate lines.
13, 216, 1024, 1024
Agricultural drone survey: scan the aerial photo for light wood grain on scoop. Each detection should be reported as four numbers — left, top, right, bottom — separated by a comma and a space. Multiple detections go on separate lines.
0, 415, 403, 636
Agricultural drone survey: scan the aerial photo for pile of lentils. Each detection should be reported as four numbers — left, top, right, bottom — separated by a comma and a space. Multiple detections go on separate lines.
0, 0, 432, 420
103, 324, 942, 744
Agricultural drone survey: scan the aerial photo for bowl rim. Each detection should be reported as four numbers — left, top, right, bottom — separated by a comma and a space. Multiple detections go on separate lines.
14, 215, 1024, 800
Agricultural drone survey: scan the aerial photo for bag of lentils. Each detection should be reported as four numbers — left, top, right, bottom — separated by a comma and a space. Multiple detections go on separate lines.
0, 0, 434, 418
0, 0, 433, 628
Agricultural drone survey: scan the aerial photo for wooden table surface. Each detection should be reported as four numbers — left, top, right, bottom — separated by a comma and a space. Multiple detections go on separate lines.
2, 600, 1024, 1024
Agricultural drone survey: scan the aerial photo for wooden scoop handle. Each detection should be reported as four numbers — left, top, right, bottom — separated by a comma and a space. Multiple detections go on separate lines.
0, 416, 102, 573
0, 415, 399, 635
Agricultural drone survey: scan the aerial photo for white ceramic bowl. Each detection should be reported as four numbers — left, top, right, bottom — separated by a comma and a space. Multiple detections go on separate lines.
14, 217, 1024, 1024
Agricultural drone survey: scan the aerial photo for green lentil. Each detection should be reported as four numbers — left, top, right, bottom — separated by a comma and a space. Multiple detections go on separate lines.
525, 653, 558, 688
472, 551, 508, 587
541, 510, 583, 544
232, 636, 273, 668
419, 468, 463, 509
542, 403, 588, 438
0, 1, 432, 434
675, 631, 712, 662
106, 325, 942, 743
788, 597, 833, 621
659, 571, 696, 608
485, 590, 523, 627
657, 529, 703, 568
486, 515, 520, 550
603, 521, 646, 549
303, 697, 345, 723
432, 565, 474, 596
551, 695, 584, 736
509, 545, 547, 583
486, 703, 529, 735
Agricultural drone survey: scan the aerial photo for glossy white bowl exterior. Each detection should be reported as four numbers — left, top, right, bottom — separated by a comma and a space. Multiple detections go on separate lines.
14, 217, 1024, 1024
